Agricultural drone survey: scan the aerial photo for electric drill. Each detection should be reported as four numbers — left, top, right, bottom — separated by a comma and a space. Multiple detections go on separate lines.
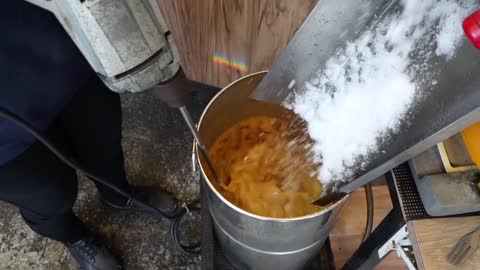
25, 0, 189, 106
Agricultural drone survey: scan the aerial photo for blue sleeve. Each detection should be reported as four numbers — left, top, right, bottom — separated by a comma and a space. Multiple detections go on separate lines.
0, 1, 94, 165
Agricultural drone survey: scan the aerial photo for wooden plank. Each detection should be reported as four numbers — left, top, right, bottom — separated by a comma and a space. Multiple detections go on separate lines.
156, 0, 317, 87
330, 185, 408, 270
409, 217, 480, 270
407, 221, 425, 270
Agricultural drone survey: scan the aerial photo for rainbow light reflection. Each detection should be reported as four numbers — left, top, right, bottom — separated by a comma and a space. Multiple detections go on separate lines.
212, 54, 247, 72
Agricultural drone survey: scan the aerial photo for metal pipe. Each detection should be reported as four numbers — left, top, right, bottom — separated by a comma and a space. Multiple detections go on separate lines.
179, 106, 220, 181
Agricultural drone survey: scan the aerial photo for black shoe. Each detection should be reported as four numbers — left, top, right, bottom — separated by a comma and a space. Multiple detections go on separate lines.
101, 186, 179, 217
67, 234, 122, 270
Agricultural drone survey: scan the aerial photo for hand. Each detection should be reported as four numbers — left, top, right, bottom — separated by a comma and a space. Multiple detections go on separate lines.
152, 68, 192, 108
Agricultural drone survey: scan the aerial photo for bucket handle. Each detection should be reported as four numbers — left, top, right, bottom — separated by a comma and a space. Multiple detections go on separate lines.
191, 139, 197, 174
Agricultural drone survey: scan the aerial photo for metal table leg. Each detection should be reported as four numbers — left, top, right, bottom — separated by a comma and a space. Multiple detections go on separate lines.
340, 171, 406, 270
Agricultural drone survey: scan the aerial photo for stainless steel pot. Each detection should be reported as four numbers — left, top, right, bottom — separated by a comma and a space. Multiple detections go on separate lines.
195, 71, 350, 270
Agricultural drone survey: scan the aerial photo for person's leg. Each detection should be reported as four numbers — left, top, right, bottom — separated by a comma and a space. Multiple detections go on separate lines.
0, 140, 86, 244
59, 75, 178, 215
0, 122, 122, 269
58, 75, 130, 206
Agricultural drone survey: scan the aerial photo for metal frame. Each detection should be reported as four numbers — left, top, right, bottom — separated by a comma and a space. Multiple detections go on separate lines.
341, 171, 412, 270
378, 225, 415, 270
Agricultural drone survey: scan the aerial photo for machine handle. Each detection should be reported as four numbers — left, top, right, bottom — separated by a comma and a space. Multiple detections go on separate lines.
463, 10, 480, 49
153, 69, 193, 108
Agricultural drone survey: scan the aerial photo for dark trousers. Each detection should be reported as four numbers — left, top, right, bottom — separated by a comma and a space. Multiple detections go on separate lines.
0, 76, 130, 244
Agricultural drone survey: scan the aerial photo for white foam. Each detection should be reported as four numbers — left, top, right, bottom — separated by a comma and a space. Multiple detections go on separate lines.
286, 0, 476, 183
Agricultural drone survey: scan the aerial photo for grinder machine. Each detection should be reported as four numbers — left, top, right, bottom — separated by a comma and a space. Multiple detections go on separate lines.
251, 0, 480, 205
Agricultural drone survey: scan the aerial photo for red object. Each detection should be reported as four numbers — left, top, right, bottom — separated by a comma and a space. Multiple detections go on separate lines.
463, 10, 480, 49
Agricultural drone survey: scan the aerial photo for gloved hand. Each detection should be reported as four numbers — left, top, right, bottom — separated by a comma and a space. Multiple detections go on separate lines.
152, 68, 193, 108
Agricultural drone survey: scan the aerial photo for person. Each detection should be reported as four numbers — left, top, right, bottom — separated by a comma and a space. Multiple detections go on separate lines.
0, 2, 183, 269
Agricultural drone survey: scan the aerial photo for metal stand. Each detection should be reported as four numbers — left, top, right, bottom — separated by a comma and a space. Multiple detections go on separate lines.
378, 225, 415, 270
341, 169, 416, 270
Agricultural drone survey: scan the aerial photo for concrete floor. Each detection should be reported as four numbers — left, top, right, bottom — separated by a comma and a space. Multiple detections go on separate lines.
0, 84, 218, 270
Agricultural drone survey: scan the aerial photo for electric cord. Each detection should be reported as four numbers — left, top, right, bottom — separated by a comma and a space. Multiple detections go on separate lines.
361, 183, 374, 243
0, 107, 200, 255
170, 199, 201, 255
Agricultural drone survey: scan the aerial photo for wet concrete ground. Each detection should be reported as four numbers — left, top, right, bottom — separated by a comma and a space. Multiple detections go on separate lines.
0, 84, 218, 270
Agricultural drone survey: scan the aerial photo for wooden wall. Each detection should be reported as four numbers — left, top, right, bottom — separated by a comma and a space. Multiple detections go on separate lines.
157, 0, 317, 87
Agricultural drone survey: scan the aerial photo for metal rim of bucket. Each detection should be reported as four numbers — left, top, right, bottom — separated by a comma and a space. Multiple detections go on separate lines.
196, 70, 350, 222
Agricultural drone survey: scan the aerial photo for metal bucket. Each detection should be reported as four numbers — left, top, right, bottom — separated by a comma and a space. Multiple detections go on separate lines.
195, 71, 349, 270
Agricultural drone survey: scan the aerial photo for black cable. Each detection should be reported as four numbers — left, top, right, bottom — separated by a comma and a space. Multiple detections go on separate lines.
170, 199, 201, 255
0, 107, 170, 218
0, 107, 201, 254
361, 183, 374, 243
